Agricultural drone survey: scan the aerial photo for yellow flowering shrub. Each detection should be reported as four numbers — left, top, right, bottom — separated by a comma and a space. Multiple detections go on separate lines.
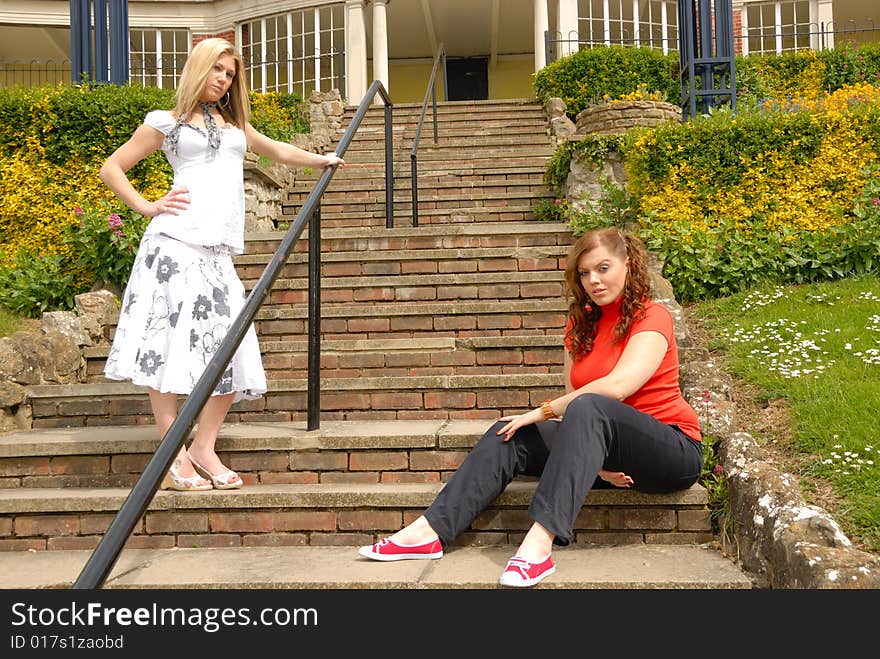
0, 85, 306, 270
0, 84, 174, 269
627, 84, 880, 235
605, 82, 665, 103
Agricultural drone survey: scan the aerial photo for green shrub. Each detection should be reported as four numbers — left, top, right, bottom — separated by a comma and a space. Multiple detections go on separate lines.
0, 249, 79, 317
533, 46, 680, 118
734, 42, 880, 106
64, 201, 150, 294
639, 177, 880, 303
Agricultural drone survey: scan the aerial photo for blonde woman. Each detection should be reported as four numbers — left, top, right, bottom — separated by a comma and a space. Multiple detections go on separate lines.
100, 38, 344, 491
358, 228, 703, 587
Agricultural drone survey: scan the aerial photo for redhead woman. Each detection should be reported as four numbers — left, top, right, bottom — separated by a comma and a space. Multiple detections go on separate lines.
100, 38, 344, 491
357, 227, 702, 587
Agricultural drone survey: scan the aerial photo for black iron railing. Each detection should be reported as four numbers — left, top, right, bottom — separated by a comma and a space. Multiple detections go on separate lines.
409, 44, 446, 228
72, 79, 394, 589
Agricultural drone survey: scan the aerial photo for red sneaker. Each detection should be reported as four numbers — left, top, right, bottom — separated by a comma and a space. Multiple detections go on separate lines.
498, 554, 556, 587
358, 537, 444, 561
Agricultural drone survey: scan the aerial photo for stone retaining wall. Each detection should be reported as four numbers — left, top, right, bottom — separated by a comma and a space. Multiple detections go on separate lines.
575, 100, 682, 136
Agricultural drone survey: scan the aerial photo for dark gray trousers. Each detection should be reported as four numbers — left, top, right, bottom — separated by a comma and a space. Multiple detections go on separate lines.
423, 393, 703, 546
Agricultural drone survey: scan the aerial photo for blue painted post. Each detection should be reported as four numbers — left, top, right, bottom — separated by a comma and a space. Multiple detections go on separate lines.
69, 0, 92, 83
108, 0, 130, 85
94, 0, 109, 83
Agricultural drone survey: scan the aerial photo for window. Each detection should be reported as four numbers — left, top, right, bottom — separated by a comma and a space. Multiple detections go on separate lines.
577, 0, 678, 53
129, 29, 190, 88
741, 1, 812, 54
240, 4, 345, 97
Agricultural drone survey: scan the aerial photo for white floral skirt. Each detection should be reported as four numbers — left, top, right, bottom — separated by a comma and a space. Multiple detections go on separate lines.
104, 232, 267, 403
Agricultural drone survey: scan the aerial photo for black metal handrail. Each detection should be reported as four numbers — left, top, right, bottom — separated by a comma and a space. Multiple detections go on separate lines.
72, 79, 394, 589
409, 43, 446, 228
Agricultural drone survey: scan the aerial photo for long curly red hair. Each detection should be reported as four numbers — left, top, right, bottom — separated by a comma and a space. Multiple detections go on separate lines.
564, 228, 651, 360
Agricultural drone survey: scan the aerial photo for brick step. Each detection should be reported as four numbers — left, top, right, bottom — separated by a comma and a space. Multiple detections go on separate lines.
342, 106, 547, 127
295, 162, 549, 181
244, 270, 565, 307
286, 186, 553, 206
288, 175, 549, 194
283, 195, 554, 221
233, 243, 567, 281
252, 298, 566, 341
345, 134, 553, 151
338, 145, 555, 163
0, 481, 714, 552
0, 544, 754, 589
83, 335, 565, 382
246, 221, 573, 256
0, 420, 504, 486
26, 373, 568, 426
284, 204, 544, 228
0, 421, 713, 550
351, 120, 549, 139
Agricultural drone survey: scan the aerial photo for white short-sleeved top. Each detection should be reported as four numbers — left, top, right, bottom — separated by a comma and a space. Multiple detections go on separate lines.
143, 109, 247, 254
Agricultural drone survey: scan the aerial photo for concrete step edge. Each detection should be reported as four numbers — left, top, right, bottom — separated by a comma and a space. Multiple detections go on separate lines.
0, 419, 491, 456
0, 481, 709, 513
245, 221, 572, 241
0, 544, 753, 589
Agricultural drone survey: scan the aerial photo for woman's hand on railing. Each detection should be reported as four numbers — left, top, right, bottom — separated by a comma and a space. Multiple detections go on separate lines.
323, 152, 345, 169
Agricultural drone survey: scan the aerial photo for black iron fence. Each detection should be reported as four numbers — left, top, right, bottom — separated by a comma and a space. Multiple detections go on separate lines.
544, 18, 879, 63
1, 50, 345, 94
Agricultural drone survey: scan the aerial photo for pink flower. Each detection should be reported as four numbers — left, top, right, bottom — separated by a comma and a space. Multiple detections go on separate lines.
74, 206, 85, 216
713, 464, 724, 476
701, 389, 711, 402
107, 213, 123, 230
872, 197, 879, 205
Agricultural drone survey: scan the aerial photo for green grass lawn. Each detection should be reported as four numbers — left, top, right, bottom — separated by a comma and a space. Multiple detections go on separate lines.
692, 274, 880, 553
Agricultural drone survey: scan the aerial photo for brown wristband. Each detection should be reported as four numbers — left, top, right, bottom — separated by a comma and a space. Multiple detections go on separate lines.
540, 399, 558, 420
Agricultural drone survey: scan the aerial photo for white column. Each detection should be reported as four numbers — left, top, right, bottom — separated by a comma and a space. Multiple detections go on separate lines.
815, 0, 834, 50
739, 2, 749, 56
775, 2, 783, 54
534, 0, 548, 71
372, 0, 389, 97
632, 0, 640, 46
557, 0, 579, 58
345, 0, 368, 104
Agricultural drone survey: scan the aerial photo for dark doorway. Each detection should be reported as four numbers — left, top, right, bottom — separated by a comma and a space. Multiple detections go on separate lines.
445, 56, 488, 101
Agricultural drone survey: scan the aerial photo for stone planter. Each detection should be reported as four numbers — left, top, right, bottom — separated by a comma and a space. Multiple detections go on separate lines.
243, 154, 291, 232
575, 100, 682, 136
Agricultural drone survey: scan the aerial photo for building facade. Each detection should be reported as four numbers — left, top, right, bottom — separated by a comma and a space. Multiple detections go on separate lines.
0, 1, 876, 101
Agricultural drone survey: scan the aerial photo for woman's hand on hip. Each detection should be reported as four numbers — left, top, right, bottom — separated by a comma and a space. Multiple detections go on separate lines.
496, 408, 544, 442
146, 186, 190, 217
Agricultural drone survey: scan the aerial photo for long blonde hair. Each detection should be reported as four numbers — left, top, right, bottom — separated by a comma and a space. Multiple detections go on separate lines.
564, 228, 651, 359
173, 38, 250, 127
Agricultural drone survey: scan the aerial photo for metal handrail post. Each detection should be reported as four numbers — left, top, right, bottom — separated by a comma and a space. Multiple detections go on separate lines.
307, 203, 321, 430
411, 153, 419, 227
385, 103, 394, 228
410, 44, 446, 229
72, 79, 392, 590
